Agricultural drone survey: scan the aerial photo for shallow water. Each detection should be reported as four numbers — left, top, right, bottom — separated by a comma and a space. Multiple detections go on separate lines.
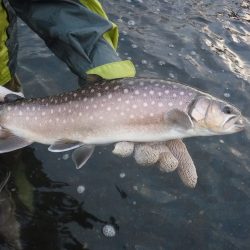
1, 0, 250, 249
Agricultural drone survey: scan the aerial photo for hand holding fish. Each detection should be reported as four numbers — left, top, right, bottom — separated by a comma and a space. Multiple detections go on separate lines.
113, 140, 197, 188
0, 78, 246, 189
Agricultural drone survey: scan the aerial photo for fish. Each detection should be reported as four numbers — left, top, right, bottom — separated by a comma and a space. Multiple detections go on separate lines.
0, 78, 245, 169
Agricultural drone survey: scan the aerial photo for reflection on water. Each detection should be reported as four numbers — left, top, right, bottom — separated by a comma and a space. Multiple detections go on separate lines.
0, 0, 249, 249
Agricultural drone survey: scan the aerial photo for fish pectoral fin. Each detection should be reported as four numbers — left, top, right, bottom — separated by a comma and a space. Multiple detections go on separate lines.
48, 140, 83, 152
164, 109, 193, 130
72, 145, 95, 169
0, 129, 32, 153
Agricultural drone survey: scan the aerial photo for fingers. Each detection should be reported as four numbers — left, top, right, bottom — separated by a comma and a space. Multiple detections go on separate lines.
165, 139, 198, 188
134, 144, 159, 165
112, 142, 134, 157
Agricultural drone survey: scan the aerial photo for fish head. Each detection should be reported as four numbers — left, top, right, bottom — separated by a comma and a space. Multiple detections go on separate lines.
189, 95, 245, 135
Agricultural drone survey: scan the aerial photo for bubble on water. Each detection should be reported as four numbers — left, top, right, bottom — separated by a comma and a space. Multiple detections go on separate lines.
102, 224, 116, 237
178, 53, 182, 57
132, 201, 137, 205
127, 57, 132, 60
120, 172, 126, 178
224, 92, 231, 98
158, 60, 166, 66
120, 38, 125, 41
133, 185, 138, 191
62, 154, 69, 160
126, 0, 131, 2
141, 59, 148, 65
219, 139, 224, 144
190, 51, 196, 56
168, 52, 173, 56
77, 185, 85, 194
168, 44, 174, 48
128, 20, 135, 26
169, 73, 175, 79
131, 44, 138, 48
122, 30, 128, 35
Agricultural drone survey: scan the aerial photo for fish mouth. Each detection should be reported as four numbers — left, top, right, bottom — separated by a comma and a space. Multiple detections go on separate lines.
224, 115, 245, 132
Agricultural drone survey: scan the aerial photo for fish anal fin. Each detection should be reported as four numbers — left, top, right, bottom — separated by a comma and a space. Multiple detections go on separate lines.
48, 140, 83, 152
0, 129, 32, 153
164, 109, 193, 130
72, 145, 95, 169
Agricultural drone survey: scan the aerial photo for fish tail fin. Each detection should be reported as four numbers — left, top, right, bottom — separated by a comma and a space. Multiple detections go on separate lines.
0, 128, 32, 153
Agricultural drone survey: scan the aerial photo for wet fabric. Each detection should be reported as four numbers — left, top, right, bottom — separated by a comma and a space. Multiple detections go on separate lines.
7, 0, 135, 80
0, 0, 17, 85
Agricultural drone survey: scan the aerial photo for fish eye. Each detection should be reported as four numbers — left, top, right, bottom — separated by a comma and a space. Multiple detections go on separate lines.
222, 106, 232, 114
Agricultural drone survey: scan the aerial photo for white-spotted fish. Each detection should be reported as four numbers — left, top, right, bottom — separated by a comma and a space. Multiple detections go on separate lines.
0, 78, 245, 169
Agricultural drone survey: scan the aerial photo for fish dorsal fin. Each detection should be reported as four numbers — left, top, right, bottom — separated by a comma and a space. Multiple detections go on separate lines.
164, 109, 193, 130
0, 129, 32, 153
48, 140, 83, 152
4, 93, 24, 103
72, 145, 95, 169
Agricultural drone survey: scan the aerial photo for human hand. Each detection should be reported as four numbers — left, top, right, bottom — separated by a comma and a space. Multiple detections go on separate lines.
112, 140, 197, 188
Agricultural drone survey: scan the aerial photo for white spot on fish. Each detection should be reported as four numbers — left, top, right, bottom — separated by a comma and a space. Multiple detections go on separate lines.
42, 112, 45, 116
84, 97, 87, 102
139, 81, 144, 86
121, 112, 125, 116
114, 86, 119, 90
151, 101, 155, 105
81, 90, 85, 94
90, 89, 94, 93
90, 98, 94, 102
118, 98, 122, 102
51, 110, 53, 114
90, 116, 93, 120
79, 112, 82, 116
71, 118, 74, 122
64, 97, 68, 101
135, 90, 140, 95
56, 118, 59, 122
165, 90, 169, 94
107, 107, 111, 111
108, 94, 112, 99
158, 102, 163, 107
125, 100, 130, 104
124, 89, 129, 94
128, 80, 134, 85
73, 93, 77, 97
168, 102, 173, 107
75, 104, 79, 108
97, 93, 101, 97
86, 106, 89, 110
179, 101, 183, 105
7, 106, 11, 111
46, 103, 49, 107
130, 114, 134, 119
99, 116, 103, 120
143, 102, 148, 107
143, 93, 147, 97
105, 86, 109, 90
115, 107, 119, 110
63, 120, 66, 124
180, 91, 184, 96
35, 117, 38, 120
150, 113, 154, 117
132, 104, 137, 109
26, 117, 29, 121
188, 92, 193, 96
32, 107, 35, 111
68, 109, 72, 113
93, 105, 97, 109
173, 93, 177, 97
49, 119, 52, 123
158, 92, 162, 96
